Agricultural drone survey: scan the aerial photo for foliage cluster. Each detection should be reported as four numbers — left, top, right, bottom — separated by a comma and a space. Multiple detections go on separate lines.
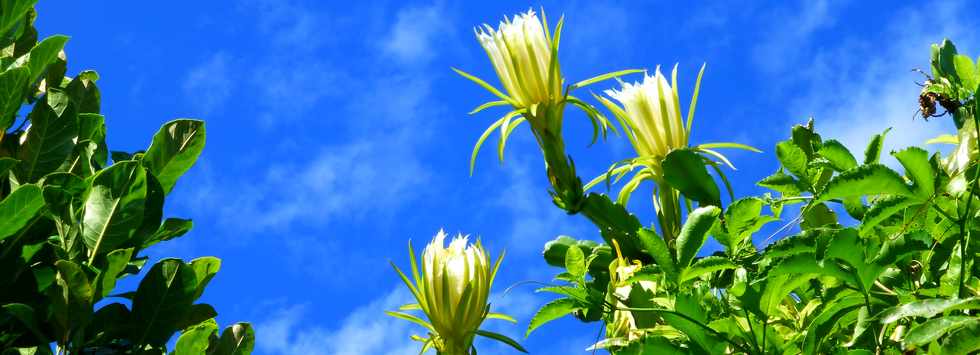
0, 2, 252, 354
455, 9, 980, 354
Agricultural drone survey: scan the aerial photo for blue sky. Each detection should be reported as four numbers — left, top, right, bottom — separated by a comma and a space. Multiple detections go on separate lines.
34, 1, 980, 354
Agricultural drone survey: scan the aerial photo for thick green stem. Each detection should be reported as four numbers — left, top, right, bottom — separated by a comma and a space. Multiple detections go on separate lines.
656, 182, 682, 247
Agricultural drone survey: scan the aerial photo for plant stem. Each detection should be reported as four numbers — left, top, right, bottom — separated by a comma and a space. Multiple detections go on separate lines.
958, 108, 980, 298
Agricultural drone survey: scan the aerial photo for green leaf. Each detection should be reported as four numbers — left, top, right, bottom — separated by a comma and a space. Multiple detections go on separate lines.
801, 202, 837, 229
817, 139, 857, 171
941, 320, 980, 354
680, 256, 735, 283
175, 318, 218, 355
81, 161, 148, 260
476, 329, 528, 353
212, 322, 255, 355
486, 312, 517, 323
637, 227, 678, 281
24, 35, 69, 82
0, 0, 37, 35
893, 147, 935, 198
142, 119, 205, 194
904, 316, 976, 347
675, 206, 721, 268
564, 245, 585, 279
863, 128, 890, 164
526, 298, 578, 337
814, 163, 913, 203
858, 196, 915, 235
757, 170, 804, 195
0, 67, 30, 130
880, 297, 980, 324
143, 218, 193, 248
2, 303, 46, 343
130, 258, 198, 347
720, 197, 777, 251
663, 148, 721, 206
16, 96, 77, 182
953, 54, 977, 92
189, 256, 221, 300
94, 247, 134, 299
0, 184, 43, 241
52, 260, 94, 329
776, 140, 809, 179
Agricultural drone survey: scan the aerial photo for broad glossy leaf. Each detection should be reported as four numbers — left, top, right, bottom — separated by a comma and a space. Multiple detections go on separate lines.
0, 0, 37, 35
143, 218, 193, 249
130, 258, 197, 347
142, 119, 205, 193
2, 303, 45, 343
189, 256, 221, 300
175, 318, 218, 355
16, 97, 77, 182
0, 67, 30, 130
213, 322, 255, 355
51, 260, 94, 331
0, 184, 43, 241
94, 247, 133, 299
675, 206, 720, 268
22, 35, 69, 82
814, 164, 913, 203
663, 148, 720, 206
81, 161, 148, 258
526, 298, 578, 337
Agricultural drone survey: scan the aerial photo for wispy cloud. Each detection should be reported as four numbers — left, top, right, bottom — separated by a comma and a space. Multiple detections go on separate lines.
751, 0, 841, 76
183, 52, 232, 115
382, 5, 454, 66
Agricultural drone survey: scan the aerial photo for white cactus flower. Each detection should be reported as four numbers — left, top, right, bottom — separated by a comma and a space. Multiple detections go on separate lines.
475, 9, 560, 109
603, 67, 688, 168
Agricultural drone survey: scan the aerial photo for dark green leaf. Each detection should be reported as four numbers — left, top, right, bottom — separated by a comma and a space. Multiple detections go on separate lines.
213, 322, 255, 355
81, 161, 148, 259
142, 119, 205, 193
130, 258, 197, 347
663, 148, 720, 206
0, 184, 43, 241
16, 96, 77, 182
0, 67, 29, 130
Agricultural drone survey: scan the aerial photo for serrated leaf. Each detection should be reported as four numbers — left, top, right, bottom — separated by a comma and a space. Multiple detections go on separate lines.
680, 256, 735, 283
526, 298, 578, 337
814, 163, 913, 203
757, 170, 804, 195
817, 139, 857, 171
859, 196, 915, 235
893, 147, 935, 198
864, 129, 889, 164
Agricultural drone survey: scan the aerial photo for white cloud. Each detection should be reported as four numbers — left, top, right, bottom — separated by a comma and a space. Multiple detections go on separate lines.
382, 5, 451, 66
752, 0, 840, 76
183, 52, 232, 115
